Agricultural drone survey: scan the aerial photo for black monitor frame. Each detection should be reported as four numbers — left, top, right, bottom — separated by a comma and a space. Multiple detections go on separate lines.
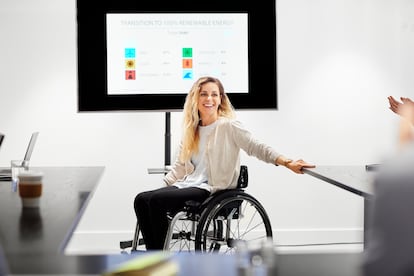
76, 0, 277, 111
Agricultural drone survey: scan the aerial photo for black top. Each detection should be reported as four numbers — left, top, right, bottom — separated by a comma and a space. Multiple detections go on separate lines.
303, 166, 375, 197
0, 166, 106, 273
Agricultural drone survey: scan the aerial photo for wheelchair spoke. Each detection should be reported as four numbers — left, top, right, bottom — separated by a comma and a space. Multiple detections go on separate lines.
165, 215, 198, 252
196, 193, 273, 254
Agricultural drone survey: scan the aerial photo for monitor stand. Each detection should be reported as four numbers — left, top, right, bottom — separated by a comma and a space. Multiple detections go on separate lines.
148, 112, 171, 175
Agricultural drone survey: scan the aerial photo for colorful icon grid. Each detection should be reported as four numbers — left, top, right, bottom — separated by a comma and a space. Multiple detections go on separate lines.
123, 47, 194, 80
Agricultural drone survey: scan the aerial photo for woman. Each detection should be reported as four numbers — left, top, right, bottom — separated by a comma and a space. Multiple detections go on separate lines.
134, 76, 315, 250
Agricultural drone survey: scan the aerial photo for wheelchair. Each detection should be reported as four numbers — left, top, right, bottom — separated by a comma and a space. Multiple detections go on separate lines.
120, 165, 273, 254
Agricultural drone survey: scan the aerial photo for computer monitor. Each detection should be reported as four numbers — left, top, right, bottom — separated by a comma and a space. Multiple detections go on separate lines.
77, 0, 277, 111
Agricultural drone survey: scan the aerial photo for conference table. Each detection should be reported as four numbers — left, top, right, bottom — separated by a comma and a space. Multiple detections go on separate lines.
302, 165, 375, 197
0, 166, 366, 275
302, 165, 377, 248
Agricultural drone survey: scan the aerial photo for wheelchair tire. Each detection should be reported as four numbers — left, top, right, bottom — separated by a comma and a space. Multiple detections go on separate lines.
194, 190, 273, 253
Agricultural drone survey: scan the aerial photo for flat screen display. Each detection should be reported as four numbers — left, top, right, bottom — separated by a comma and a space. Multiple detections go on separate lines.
77, 0, 276, 111
106, 13, 249, 95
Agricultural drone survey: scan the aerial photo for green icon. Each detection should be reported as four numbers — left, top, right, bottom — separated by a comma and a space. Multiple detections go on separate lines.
182, 48, 192, 57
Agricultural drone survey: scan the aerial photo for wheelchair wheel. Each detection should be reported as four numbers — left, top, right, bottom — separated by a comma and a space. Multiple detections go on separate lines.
194, 191, 272, 254
164, 211, 197, 252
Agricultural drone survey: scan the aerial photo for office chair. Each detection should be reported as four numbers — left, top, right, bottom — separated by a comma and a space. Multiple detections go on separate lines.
120, 165, 273, 254
363, 152, 414, 276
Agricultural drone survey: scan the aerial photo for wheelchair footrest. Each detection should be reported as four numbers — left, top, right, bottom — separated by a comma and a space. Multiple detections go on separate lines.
120, 240, 133, 249
120, 238, 146, 250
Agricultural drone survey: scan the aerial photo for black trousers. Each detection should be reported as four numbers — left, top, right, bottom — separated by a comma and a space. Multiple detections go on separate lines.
134, 186, 210, 250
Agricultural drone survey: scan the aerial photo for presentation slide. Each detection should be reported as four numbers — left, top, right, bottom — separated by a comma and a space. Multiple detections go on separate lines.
106, 13, 249, 95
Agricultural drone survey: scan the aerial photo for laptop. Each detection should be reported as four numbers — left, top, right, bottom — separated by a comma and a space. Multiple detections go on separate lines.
0, 132, 39, 180
0, 134, 4, 177
0, 133, 4, 148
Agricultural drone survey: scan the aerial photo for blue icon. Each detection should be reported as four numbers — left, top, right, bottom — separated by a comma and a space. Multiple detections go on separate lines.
183, 70, 193, 79
125, 48, 135, 58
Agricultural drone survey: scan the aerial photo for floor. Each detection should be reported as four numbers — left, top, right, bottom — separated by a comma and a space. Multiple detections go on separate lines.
65, 232, 364, 255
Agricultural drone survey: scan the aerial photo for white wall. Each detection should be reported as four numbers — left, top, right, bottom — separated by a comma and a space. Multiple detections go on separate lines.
1, 0, 413, 253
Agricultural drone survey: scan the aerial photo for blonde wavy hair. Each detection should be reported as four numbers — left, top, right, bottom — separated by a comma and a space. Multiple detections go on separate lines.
179, 76, 236, 162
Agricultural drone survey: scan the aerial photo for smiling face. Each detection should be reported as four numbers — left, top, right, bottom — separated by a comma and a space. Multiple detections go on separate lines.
197, 81, 222, 126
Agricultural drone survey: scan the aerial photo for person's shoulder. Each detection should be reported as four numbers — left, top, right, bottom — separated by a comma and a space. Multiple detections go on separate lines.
217, 117, 247, 132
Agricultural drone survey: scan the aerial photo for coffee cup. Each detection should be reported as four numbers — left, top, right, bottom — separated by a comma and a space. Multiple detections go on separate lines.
18, 171, 43, 208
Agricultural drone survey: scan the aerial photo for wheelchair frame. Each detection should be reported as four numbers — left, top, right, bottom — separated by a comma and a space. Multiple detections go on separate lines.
120, 165, 273, 254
